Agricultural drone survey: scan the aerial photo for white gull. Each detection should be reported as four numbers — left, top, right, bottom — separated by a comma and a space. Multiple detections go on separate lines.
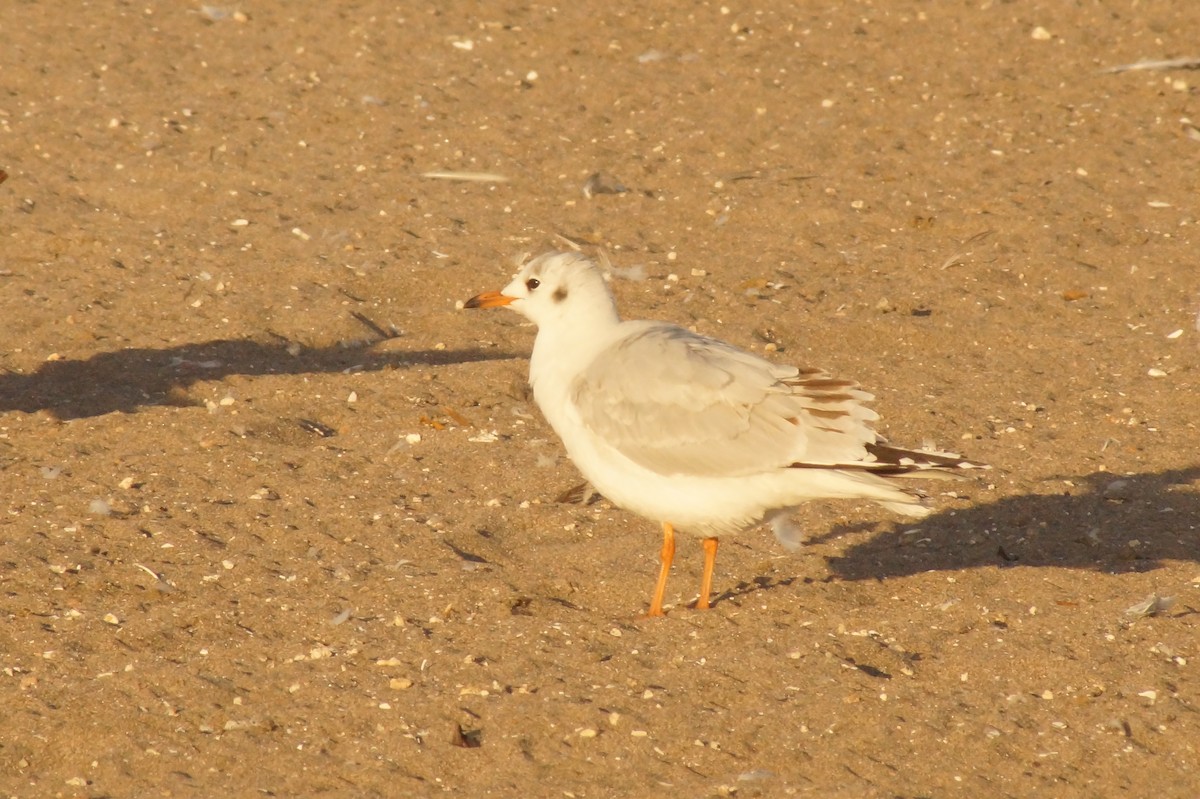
466, 251, 984, 616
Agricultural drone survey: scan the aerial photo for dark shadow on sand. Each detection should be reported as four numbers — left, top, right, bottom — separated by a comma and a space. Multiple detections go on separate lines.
0, 338, 515, 420
824, 466, 1200, 579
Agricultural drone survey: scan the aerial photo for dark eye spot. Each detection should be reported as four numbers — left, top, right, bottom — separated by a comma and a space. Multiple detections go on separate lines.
525, 278, 540, 291
552, 286, 568, 303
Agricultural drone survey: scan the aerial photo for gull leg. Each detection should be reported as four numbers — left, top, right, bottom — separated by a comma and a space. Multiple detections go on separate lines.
645, 522, 675, 617
696, 537, 719, 610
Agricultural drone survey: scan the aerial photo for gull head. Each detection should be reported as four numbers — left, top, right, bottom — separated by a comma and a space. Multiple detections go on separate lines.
465, 251, 618, 330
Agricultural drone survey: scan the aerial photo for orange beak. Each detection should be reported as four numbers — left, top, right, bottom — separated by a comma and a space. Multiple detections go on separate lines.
464, 290, 515, 309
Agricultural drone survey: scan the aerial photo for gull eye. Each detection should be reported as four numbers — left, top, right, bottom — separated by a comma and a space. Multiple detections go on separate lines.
525, 278, 540, 291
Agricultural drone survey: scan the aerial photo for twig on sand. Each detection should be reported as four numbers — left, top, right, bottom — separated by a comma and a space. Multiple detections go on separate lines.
1101, 56, 1200, 74
420, 170, 509, 183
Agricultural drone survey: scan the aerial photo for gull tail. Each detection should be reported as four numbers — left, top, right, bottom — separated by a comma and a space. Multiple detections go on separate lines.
787, 442, 987, 478
861, 442, 988, 477
785, 441, 988, 518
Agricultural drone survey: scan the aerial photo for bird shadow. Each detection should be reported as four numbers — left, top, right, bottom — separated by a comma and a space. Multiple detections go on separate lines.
824, 466, 1200, 581
0, 337, 515, 419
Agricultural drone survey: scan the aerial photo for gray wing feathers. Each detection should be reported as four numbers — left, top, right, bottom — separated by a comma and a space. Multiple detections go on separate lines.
570, 324, 881, 477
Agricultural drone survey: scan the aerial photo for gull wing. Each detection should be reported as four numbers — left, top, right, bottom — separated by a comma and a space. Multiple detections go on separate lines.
569, 322, 881, 477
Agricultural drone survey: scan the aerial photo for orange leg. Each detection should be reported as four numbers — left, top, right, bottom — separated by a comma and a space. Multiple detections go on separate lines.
645, 522, 675, 617
696, 537, 719, 610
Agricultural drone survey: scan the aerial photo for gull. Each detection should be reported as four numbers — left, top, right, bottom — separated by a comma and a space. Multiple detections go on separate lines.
466, 251, 984, 616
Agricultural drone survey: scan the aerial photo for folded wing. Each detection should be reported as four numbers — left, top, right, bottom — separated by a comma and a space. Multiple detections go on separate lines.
570, 322, 883, 477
